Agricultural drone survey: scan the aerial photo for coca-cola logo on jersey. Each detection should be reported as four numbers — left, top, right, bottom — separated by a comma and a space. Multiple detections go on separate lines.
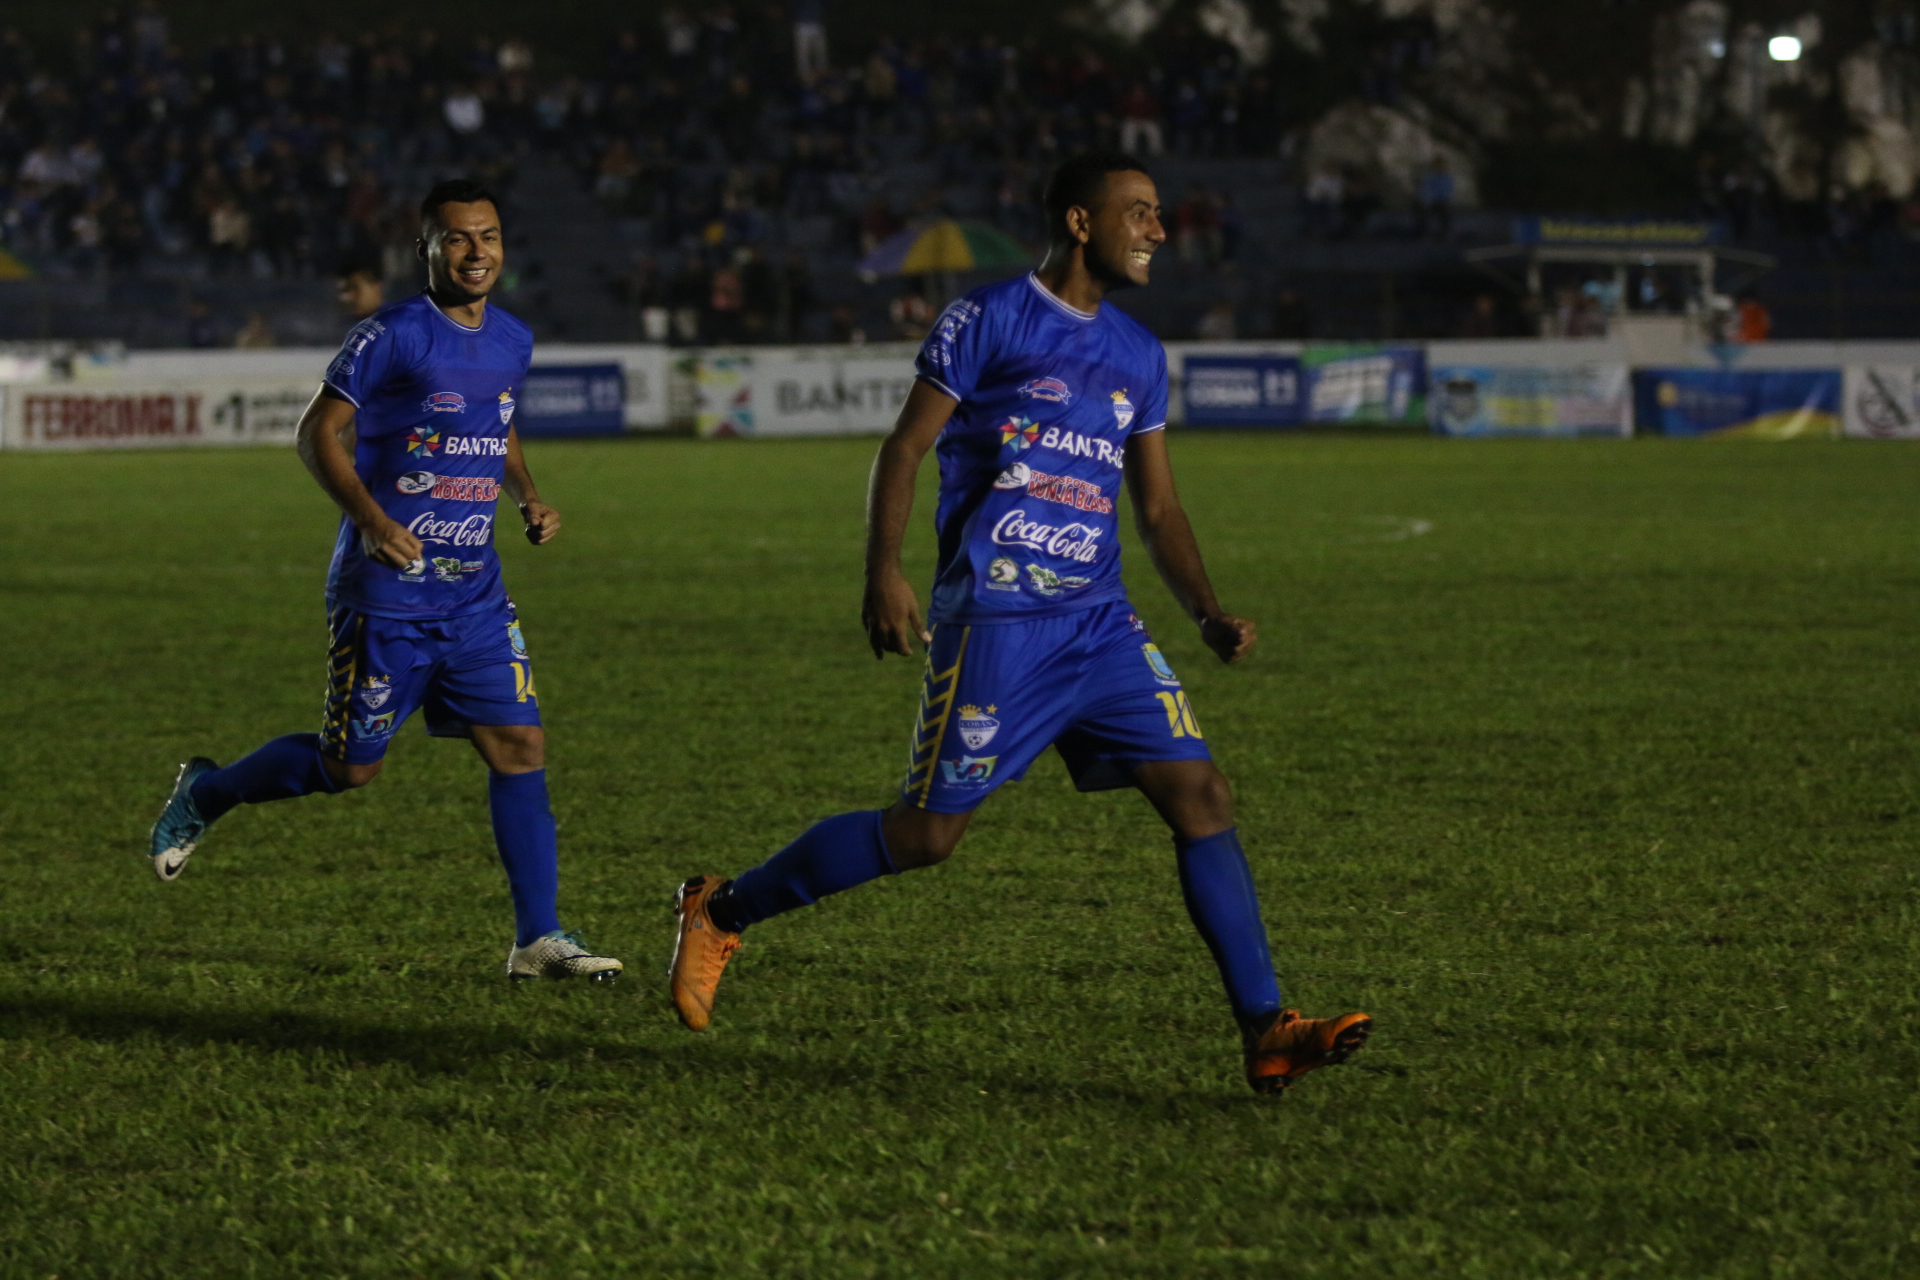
989, 509, 1102, 563
406, 511, 494, 547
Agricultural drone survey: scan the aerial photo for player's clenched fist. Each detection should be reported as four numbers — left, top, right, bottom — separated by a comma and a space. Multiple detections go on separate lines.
1200, 612, 1256, 664
862, 570, 929, 659
359, 516, 424, 570
520, 500, 561, 545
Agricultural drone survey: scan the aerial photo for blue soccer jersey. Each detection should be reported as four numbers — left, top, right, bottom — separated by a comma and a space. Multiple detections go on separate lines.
321, 292, 534, 620
914, 272, 1168, 625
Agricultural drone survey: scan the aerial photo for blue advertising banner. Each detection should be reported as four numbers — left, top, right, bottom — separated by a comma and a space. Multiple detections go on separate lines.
517, 364, 626, 436
1181, 355, 1302, 426
1302, 345, 1426, 425
1632, 369, 1841, 438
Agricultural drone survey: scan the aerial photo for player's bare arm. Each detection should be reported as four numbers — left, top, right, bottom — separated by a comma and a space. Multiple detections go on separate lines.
296, 387, 422, 570
503, 425, 559, 545
1124, 429, 1255, 664
861, 379, 957, 659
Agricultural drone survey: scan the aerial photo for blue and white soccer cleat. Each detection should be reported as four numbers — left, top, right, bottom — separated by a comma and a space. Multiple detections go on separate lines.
507, 930, 624, 983
149, 757, 218, 882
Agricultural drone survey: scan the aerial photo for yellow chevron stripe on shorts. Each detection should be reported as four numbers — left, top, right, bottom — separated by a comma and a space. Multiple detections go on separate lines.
318, 606, 364, 759
902, 626, 970, 807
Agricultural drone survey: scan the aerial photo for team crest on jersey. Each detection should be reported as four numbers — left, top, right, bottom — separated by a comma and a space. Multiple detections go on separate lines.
956, 704, 1001, 751
939, 755, 997, 786
998, 416, 1040, 456
498, 390, 516, 424
1142, 642, 1181, 686
423, 391, 467, 414
507, 619, 528, 658
1110, 389, 1135, 431
407, 428, 440, 458
359, 675, 393, 709
993, 461, 1032, 490
1019, 376, 1072, 405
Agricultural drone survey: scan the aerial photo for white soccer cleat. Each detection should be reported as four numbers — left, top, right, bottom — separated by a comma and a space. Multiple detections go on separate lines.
506, 930, 624, 983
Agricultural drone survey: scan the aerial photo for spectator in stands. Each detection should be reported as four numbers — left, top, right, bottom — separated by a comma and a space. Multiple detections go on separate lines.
1195, 300, 1236, 341
1118, 79, 1163, 157
1175, 185, 1221, 265
1736, 292, 1770, 342
1305, 165, 1344, 239
335, 249, 385, 321
1459, 293, 1499, 338
233, 311, 274, 348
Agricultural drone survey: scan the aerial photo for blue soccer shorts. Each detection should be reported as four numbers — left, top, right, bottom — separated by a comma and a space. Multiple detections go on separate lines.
319, 596, 542, 765
900, 599, 1213, 814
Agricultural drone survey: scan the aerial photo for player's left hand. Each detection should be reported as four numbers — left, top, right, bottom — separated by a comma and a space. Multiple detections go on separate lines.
520, 501, 560, 545
1200, 613, 1256, 664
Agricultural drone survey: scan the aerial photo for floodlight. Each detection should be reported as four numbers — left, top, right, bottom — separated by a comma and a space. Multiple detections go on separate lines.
1768, 35, 1802, 61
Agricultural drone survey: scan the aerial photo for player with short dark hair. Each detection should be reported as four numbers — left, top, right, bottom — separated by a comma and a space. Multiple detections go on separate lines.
668, 151, 1369, 1094
148, 179, 622, 983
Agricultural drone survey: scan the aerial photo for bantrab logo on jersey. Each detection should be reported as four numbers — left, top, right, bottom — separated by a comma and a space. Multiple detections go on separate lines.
407, 428, 441, 458
999, 416, 1039, 455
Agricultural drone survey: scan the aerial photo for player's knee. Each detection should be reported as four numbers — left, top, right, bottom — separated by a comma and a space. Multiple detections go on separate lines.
1174, 765, 1235, 835
883, 804, 968, 870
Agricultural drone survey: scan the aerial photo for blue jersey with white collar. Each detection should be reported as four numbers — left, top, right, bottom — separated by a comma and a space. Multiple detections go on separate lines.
320, 292, 533, 620
915, 272, 1168, 624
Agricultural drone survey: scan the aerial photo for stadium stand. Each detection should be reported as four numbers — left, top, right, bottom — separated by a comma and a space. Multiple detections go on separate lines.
5, 7, 1920, 346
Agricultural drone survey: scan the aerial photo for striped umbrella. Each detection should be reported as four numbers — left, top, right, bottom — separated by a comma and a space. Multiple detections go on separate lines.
856, 219, 1032, 277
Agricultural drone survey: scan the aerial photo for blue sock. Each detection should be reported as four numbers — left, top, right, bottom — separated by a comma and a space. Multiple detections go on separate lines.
489, 770, 562, 947
1175, 827, 1283, 1026
189, 733, 337, 822
714, 810, 896, 932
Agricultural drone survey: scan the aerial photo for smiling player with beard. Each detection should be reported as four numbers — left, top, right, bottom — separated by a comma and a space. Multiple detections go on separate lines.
668, 152, 1370, 1095
147, 179, 622, 985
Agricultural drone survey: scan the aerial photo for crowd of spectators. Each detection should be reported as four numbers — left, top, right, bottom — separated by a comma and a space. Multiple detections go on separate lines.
0, 7, 1284, 295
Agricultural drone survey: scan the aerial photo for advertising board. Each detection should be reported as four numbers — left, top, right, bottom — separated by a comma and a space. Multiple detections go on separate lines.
693, 347, 918, 438
1843, 365, 1920, 439
1181, 355, 1302, 426
1632, 369, 1841, 437
1301, 345, 1426, 425
1429, 365, 1631, 436
516, 364, 626, 436
0, 381, 315, 449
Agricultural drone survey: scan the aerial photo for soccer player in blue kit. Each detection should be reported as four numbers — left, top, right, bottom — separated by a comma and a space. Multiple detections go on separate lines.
670, 153, 1369, 1094
147, 179, 622, 983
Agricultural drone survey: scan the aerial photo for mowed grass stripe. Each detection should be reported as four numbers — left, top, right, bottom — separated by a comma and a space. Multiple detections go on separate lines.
2, 436, 1916, 1278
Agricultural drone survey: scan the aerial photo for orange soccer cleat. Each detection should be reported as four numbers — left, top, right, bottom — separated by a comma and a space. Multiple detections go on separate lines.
1244, 1008, 1372, 1094
668, 875, 742, 1031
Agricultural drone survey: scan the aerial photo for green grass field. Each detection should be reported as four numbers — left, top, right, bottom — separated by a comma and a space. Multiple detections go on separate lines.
3, 434, 1917, 1278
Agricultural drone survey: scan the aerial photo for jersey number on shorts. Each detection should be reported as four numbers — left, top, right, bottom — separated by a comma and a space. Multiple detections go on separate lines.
511, 662, 537, 703
1156, 691, 1203, 739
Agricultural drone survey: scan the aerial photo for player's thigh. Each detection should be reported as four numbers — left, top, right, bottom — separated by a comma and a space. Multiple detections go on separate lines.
898, 618, 1081, 817
319, 606, 434, 769
424, 599, 543, 751
1053, 612, 1216, 809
